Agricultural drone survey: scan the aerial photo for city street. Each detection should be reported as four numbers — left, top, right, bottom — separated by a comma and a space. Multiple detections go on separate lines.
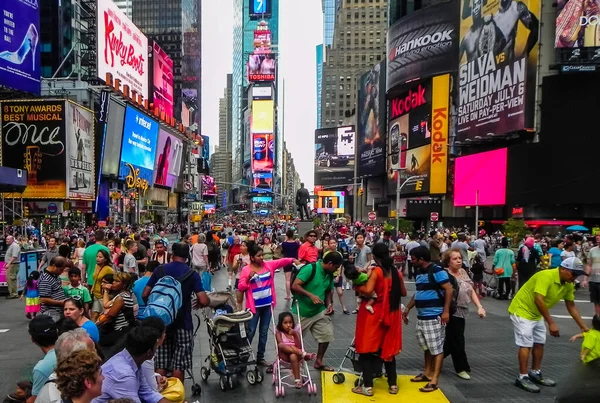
0, 262, 594, 403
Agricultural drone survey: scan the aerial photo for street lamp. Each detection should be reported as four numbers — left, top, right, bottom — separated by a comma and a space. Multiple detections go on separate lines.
394, 170, 421, 235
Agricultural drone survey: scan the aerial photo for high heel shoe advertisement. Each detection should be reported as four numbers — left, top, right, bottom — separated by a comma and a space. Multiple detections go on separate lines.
0, 0, 41, 94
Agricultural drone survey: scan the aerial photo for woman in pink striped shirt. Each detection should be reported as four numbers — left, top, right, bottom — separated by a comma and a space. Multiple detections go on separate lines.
238, 245, 300, 366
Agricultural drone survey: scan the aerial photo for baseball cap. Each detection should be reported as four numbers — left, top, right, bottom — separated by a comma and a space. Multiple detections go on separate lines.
28, 315, 57, 338
560, 257, 587, 277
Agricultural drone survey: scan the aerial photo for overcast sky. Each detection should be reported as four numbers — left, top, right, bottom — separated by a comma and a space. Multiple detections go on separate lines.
201, 0, 322, 190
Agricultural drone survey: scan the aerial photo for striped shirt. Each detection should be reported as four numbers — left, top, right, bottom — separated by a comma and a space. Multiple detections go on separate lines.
250, 271, 273, 308
113, 292, 135, 330
415, 264, 449, 320
39, 270, 66, 317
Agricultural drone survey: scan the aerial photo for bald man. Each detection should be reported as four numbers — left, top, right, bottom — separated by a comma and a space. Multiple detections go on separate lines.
5, 235, 21, 299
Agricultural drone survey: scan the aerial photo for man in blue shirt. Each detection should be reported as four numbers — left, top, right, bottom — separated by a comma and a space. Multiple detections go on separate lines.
143, 243, 210, 383
403, 246, 453, 393
93, 327, 167, 403
28, 315, 58, 403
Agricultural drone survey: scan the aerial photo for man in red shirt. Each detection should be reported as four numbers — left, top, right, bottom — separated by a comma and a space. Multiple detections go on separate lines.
299, 230, 319, 263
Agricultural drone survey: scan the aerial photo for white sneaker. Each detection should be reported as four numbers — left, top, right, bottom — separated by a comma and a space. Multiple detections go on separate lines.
345, 283, 351, 290
457, 371, 471, 380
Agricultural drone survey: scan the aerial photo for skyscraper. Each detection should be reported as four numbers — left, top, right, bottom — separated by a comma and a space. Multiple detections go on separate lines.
132, 0, 201, 126
113, 0, 133, 18
316, 0, 338, 127
320, 1, 388, 128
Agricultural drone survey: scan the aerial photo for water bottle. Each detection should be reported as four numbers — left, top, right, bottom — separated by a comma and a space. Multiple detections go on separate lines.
252, 272, 262, 288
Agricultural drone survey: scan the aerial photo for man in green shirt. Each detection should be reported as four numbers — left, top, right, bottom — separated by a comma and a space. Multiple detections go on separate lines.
509, 257, 589, 393
292, 251, 342, 372
81, 230, 109, 287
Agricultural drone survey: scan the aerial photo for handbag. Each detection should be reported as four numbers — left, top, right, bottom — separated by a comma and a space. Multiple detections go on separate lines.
161, 377, 185, 403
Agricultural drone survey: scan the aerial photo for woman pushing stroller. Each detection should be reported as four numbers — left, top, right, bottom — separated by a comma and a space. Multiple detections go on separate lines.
237, 245, 301, 366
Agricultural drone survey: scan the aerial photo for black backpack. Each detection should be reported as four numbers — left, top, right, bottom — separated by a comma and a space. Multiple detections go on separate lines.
428, 264, 459, 315
290, 263, 317, 295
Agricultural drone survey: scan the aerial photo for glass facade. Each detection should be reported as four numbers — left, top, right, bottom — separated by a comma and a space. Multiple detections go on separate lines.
231, 0, 244, 189
323, 0, 336, 47
40, 0, 73, 78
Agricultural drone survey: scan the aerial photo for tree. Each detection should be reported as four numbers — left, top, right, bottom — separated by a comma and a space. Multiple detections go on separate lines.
312, 217, 322, 228
502, 218, 529, 246
390, 218, 414, 235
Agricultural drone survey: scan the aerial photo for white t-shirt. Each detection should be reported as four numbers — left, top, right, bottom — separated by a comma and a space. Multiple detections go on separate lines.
560, 250, 575, 260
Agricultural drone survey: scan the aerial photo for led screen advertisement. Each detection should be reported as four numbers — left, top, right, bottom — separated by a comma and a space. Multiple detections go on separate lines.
457, 0, 539, 141
201, 175, 216, 196
0, 100, 66, 199
556, 1, 600, 48
454, 147, 507, 206
314, 126, 355, 186
66, 102, 95, 200
152, 42, 174, 119
252, 100, 274, 133
252, 172, 273, 193
0, 0, 41, 94
119, 106, 159, 184
252, 133, 274, 172
253, 196, 273, 203
154, 129, 183, 188
247, 53, 276, 82
386, 0, 459, 92
254, 22, 272, 54
250, 0, 272, 18
97, 0, 149, 100
357, 62, 386, 177
317, 191, 346, 214
101, 100, 125, 177
204, 203, 216, 214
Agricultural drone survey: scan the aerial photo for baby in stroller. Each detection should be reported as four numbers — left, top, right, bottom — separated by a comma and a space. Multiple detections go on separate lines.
344, 262, 377, 313
275, 312, 316, 388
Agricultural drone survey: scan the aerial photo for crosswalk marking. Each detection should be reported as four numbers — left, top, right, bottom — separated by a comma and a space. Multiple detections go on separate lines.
0, 329, 10, 333
552, 314, 593, 320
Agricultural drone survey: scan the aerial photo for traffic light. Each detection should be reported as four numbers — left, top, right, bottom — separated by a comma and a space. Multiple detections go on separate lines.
478, 221, 484, 227
23, 206, 29, 217
358, 188, 364, 196
415, 181, 423, 191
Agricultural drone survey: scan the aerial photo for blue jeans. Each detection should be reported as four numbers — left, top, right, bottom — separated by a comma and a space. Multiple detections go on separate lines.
247, 305, 272, 361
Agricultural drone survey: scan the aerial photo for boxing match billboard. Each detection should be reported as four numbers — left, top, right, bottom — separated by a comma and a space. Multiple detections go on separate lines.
457, 0, 540, 140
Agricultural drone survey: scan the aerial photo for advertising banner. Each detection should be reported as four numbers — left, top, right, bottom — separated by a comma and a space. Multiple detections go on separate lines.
400, 144, 431, 194
201, 135, 210, 164
152, 42, 174, 119
247, 53, 276, 82
66, 102, 94, 200
252, 172, 273, 193
316, 44, 323, 129
0, 0, 41, 94
314, 126, 355, 186
203, 203, 216, 214
252, 100, 274, 133
119, 106, 159, 186
556, 1, 600, 48
457, 0, 540, 140
253, 196, 273, 203
386, 0, 459, 92
154, 129, 183, 188
252, 133, 274, 172
357, 62, 386, 177
101, 100, 125, 177
1, 100, 66, 198
97, 0, 149, 100
254, 22, 272, 54
317, 191, 346, 214
201, 175, 216, 196
430, 75, 450, 194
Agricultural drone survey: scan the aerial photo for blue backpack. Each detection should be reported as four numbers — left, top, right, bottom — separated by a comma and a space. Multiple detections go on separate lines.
144, 266, 195, 326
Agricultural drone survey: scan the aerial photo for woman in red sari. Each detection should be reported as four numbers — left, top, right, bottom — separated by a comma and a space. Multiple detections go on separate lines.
353, 242, 405, 396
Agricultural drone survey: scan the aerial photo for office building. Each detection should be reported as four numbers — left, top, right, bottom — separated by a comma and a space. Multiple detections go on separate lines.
320, 0, 388, 128
316, 0, 338, 127
210, 75, 233, 207
132, 0, 202, 125
113, 0, 133, 18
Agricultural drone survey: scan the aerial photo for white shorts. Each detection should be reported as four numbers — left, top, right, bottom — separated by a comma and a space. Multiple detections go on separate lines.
510, 314, 546, 348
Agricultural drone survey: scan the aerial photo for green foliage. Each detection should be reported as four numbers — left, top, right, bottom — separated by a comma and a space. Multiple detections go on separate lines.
312, 217, 322, 228
502, 218, 529, 244
391, 218, 414, 234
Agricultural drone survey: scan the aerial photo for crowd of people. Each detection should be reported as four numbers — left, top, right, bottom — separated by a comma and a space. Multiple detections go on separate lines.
2, 218, 600, 401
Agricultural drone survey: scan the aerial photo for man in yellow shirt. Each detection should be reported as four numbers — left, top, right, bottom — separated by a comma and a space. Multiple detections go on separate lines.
509, 257, 589, 393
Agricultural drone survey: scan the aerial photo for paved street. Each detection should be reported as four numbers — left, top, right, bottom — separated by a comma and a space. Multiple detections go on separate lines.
0, 265, 595, 403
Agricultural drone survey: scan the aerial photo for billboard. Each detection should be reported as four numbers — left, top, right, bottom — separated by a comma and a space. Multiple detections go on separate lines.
253, 22, 272, 54
119, 106, 159, 184
457, 0, 540, 140
317, 191, 346, 214
250, 0, 272, 18
454, 147, 507, 206
97, 0, 149, 100
0, 0, 41, 94
252, 172, 273, 193
556, 1, 600, 48
387, 76, 449, 196
252, 100, 274, 133
203, 203, 216, 214
66, 102, 94, 200
252, 133, 274, 172
386, 0, 459, 92
316, 44, 323, 129
247, 53, 276, 82
252, 85, 272, 99
201, 175, 217, 196
253, 196, 273, 203
101, 100, 125, 177
314, 126, 355, 186
1, 100, 66, 198
152, 42, 174, 119
154, 129, 183, 188
201, 135, 210, 163
357, 62, 386, 177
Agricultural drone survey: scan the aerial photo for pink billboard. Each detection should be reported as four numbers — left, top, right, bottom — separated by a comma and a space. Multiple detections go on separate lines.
454, 148, 507, 207
152, 42, 174, 119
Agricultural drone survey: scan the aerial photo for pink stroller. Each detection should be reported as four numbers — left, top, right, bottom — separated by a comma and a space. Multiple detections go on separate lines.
271, 304, 318, 398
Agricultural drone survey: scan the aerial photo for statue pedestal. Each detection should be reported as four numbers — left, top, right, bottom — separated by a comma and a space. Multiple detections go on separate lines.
296, 221, 314, 237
